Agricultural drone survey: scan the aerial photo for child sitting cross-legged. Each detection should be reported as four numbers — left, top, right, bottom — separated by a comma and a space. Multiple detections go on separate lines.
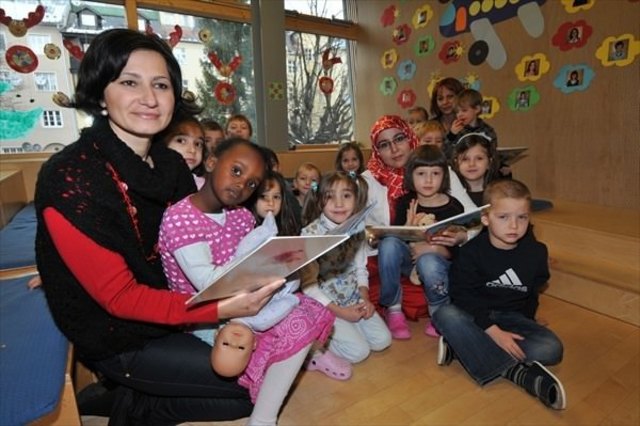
432, 179, 566, 410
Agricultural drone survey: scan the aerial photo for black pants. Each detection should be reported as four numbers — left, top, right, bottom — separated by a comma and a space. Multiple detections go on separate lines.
88, 332, 253, 425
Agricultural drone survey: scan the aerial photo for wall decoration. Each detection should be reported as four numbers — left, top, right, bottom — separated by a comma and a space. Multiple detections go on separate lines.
508, 86, 540, 112
415, 35, 435, 57
319, 76, 334, 94
52, 91, 72, 108
318, 49, 342, 95
439, 0, 546, 70
198, 29, 212, 44
0, 4, 44, 37
381, 5, 398, 27
380, 77, 397, 96
214, 82, 236, 105
552, 20, 592, 51
63, 39, 84, 61
560, 0, 596, 13
393, 24, 412, 45
461, 73, 481, 91
515, 53, 551, 82
479, 96, 500, 119
397, 89, 416, 109
44, 43, 61, 60
595, 34, 640, 67
0, 108, 43, 139
268, 82, 285, 100
439, 40, 463, 64
467, 40, 488, 65
146, 23, 183, 49
5, 45, 38, 74
412, 5, 433, 29
553, 64, 595, 93
322, 49, 342, 70
381, 48, 398, 69
397, 60, 416, 81
208, 52, 242, 78
426, 71, 443, 96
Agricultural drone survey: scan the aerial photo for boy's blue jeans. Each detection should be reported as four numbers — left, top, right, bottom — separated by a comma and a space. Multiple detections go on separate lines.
432, 304, 564, 385
378, 236, 450, 313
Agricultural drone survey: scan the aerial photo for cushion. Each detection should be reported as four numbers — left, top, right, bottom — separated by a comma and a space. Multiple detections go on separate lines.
0, 203, 37, 269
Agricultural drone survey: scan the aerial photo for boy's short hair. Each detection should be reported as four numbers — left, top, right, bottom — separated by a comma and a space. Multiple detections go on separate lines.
413, 120, 446, 139
457, 89, 483, 108
408, 106, 429, 121
483, 179, 532, 207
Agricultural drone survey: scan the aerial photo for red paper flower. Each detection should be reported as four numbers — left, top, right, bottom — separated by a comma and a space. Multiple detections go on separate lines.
393, 24, 412, 46
319, 76, 334, 94
380, 5, 397, 27
552, 20, 592, 51
214, 82, 236, 105
439, 40, 462, 65
63, 39, 84, 61
397, 89, 416, 109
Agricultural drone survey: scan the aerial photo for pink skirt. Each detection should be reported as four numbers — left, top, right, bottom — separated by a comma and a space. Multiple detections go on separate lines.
238, 294, 334, 402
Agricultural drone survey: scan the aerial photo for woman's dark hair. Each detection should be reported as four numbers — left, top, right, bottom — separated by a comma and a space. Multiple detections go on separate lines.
74, 28, 199, 118
404, 145, 450, 194
335, 142, 365, 174
451, 133, 499, 191
429, 77, 465, 119
249, 171, 301, 236
261, 146, 280, 170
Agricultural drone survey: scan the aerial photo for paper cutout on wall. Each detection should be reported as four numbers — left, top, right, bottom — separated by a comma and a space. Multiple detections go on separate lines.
479, 96, 500, 119
415, 36, 435, 57
44, 43, 61, 60
381, 48, 398, 69
0, 108, 43, 139
427, 71, 443, 96
461, 73, 481, 91
439, 40, 463, 64
5, 45, 38, 73
199, 29, 212, 44
508, 86, 540, 112
381, 5, 398, 27
214, 82, 236, 105
560, 0, 596, 13
467, 40, 488, 65
595, 34, 640, 67
268, 82, 285, 100
397, 89, 417, 109
553, 64, 595, 93
412, 5, 433, 29
0, 4, 44, 37
380, 77, 397, 96
515, 54, 550, 82
63, 39, 84, 61
393, 24, 412, 45
439, 0, 546, 70
397, 60, 417, 81
552, 20, 593, 51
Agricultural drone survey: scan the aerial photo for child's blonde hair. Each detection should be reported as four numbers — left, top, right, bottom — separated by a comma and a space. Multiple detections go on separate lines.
483, 179, 532, 207
295, 162, 321, 179
413, 120, 445, 139
301, 171, 368, 227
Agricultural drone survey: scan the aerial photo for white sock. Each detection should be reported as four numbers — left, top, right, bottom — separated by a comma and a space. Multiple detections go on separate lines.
247, 343, 312, 426
388, 303, 402, 313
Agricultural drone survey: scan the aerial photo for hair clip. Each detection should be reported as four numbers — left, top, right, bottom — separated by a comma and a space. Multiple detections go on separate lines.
310, 181, 319, 193
458, 132, 491, 143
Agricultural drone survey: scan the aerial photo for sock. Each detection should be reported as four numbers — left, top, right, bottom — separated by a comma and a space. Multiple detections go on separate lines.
247, 343, 312, 426
387, 303, 402, 313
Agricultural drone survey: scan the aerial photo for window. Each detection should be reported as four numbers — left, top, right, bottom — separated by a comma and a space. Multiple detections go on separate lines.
182, 79, 189, 90
79, 12, 97, 27
285, 0, 345, 19
174, 47, 187, 65
34, 72, 57, 91
27, 34, 51, 55
287, 58, 296, 74
0, 33, 6, 52
42, 110, 63, 128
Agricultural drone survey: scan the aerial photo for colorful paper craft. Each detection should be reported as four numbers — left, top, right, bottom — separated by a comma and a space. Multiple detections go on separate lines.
381, 48, 398, 69
552, 20, 592, 51
553, 64, 595, 93
397, 60, 416, 81
415, 36, 435, 57
516, 53, 550, 82
560, 0, 596, 13
412, 5, 433, 29
595, 34, 640, 67
380, 77, 397, 96
508, 86, 540, 112
479, 96, 500, 119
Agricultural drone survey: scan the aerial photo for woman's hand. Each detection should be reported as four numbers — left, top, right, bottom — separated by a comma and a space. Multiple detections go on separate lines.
217, 278, 285, 320
486, 325, 526, 361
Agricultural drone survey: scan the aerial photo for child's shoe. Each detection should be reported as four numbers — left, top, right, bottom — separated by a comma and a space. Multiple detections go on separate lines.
424, 321, 440, 337
385, 310, 411, 340
504, 361, 567, 410
306, 351, 352, 381
436, 336, 454, 366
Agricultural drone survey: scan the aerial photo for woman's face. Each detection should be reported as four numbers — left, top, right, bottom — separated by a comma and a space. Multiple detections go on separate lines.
375, 127, 413, 169
436, 85, 457, 116
102, 50, 175, 146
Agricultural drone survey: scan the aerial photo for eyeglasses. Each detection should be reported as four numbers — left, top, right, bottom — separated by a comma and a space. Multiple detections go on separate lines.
376, 133, 408, 151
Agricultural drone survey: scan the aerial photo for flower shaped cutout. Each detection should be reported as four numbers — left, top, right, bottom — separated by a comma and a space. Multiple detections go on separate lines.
515, 53, 550, 82
412, 5, 433, 29
552, 20, 592, 51
595, 34, 640, 67
397, 89, 416, 109
44, 43, 61, 60
393, 24, 412, 46
439, 40, 463, 64
415, 36, 435, 57
553, 64, 595, 94
397, 60, 416, 81
381, 48, 398, 69
560, 0, 596, 13
381, 5, 398, 27
461, 73, 481, 91
508, 86, 540, 112
380, 77, 397, 96
479, 96, 500, 119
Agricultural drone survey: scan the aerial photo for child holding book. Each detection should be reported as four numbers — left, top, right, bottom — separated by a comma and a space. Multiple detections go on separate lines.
432, 179, 566, 410
158, 138, 335, 425
335, 142, 365, 175
452, 133, 499, 207
378, 146, 465, 338
301, 171, 392, 379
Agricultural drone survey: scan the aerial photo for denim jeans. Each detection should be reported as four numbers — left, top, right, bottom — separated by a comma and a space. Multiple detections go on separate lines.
377, 237, 414, 307
415, 252, 451, 315
432, 304, 564, 386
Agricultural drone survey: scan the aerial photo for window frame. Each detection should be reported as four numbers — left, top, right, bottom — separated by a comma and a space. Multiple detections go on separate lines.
42, 110, 64, 128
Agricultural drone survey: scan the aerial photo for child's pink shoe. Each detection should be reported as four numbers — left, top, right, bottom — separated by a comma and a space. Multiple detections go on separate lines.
385, 310, 411, 340
424, 321, 440, 337
306, 351, 352, 380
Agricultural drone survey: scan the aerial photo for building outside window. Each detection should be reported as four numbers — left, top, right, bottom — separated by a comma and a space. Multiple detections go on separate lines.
34, 72, 58, 91
42, 110, 63, 128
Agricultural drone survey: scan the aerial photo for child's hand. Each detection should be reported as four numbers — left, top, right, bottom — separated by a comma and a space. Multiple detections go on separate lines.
357, 289, 376, 320
428, 228, 467, 247
332, 303, 365, 322
217, 278, 286, 319
485, 325, 526, 361
450, 119, 465, 135
405, 199, 418, 226
27, 275, 42, 290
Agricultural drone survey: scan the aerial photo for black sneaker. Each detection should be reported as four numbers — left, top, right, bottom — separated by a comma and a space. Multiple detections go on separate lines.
509, 361, 567, 410
436, 336, 453, 366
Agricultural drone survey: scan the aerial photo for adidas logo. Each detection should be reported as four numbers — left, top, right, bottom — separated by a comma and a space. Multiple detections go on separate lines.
486, 268, 528, 292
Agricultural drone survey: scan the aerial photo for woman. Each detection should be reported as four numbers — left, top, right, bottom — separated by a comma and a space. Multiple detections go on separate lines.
429, 77, 465, 133
363, 116, 475, 340
34, 28, 309, 425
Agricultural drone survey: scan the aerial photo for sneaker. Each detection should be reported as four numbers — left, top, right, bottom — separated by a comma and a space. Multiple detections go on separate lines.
507, 361, 567, 410
385, 310, 411, 340
436, 336, 453, 366
424, 321, 440, 337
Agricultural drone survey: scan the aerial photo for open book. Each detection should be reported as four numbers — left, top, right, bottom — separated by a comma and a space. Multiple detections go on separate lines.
186, 234, 348, 306
498, 146, 528, 166
366, 204, 490, 242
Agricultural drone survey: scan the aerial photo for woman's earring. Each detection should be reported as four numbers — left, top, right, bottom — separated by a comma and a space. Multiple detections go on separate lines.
99, 101, 108, 116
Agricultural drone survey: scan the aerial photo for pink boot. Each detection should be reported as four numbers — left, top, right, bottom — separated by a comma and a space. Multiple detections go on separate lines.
385, 310, 411, 340
424, 321, 440, 337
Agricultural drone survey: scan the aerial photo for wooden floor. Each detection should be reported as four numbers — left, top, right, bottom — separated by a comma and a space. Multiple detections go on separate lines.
83, 295, 639, 426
